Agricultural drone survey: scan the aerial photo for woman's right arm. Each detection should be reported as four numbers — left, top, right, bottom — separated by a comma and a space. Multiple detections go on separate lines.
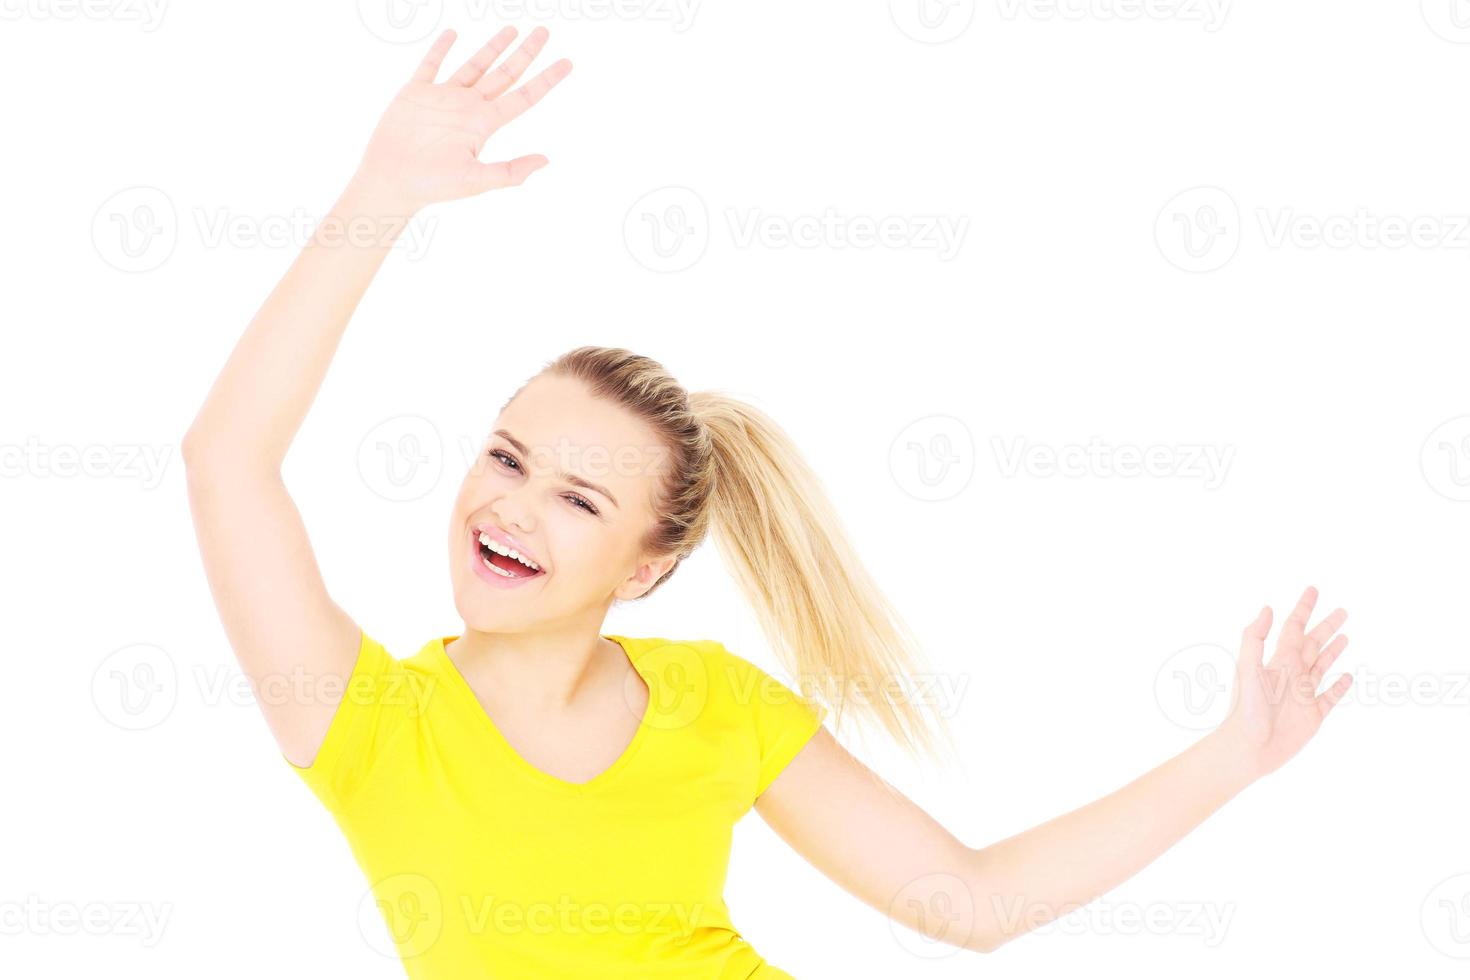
181, 25, 572, 768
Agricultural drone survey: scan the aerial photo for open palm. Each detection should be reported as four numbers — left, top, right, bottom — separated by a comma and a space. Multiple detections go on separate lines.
1217, 586, 1354, 780
351, 25, 572, 214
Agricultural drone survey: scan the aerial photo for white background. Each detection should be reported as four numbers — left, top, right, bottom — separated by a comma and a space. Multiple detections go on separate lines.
2, 0, 1467, 976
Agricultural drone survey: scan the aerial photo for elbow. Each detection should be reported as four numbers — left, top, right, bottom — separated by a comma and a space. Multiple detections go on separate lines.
180, 428, 203, 468
181, 429, 276, 476
952, 847, 1004, 955
962, 927, 1000, 956
181, 421, 219, 468
902, 846, 1003, 956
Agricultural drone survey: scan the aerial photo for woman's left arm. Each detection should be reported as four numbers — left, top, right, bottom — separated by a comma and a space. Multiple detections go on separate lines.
754, 586, 1354, 955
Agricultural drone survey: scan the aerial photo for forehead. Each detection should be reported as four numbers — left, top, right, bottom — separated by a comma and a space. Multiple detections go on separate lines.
493, 374, 673, 503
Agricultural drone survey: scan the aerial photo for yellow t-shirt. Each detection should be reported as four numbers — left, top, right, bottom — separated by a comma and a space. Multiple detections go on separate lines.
284, 629, 827, 979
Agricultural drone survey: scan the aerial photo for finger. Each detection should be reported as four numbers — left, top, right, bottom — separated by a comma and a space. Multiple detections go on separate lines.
412, 29, 459, 84
465, 154, 549, 194
484, 58, 573, 131
1316, 672, 1353, 720
1281, 585, 1318, 644
1303, 607, 1347, 664
474, 25, 551, 100
1240, 605, 1271, 669
1269, 585, 1318, 668
1308, 634, 1348, 687
447, 26, 518, 87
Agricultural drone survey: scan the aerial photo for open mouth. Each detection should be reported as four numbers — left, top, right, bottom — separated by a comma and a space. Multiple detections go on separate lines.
475, 530, 545, 580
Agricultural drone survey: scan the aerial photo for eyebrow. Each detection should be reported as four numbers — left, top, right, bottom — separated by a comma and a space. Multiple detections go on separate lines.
494, 429, 620, 509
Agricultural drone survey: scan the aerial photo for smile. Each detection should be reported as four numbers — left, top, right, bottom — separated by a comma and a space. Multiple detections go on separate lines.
470, 527, 546, 586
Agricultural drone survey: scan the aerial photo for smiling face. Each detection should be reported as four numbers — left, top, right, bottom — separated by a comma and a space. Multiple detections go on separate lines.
448, 373, 679, 633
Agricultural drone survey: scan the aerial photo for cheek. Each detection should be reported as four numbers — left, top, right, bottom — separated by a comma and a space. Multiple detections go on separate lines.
452, 467, 504, 519
545, 517, 625, 583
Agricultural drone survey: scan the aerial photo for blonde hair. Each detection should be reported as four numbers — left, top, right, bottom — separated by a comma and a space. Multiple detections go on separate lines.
530, 346, 955, 763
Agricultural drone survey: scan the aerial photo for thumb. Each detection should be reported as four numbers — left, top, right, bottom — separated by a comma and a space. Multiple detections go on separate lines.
1240, 605, 1271, 670
467, 154, 549, 195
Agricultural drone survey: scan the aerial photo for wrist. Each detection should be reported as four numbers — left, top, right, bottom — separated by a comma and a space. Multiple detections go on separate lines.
337, 172, 422, 224
1197, 727, 1265, 795
303, 177, 420, 253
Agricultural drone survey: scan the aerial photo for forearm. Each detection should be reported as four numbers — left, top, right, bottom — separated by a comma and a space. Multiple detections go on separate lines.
962, 729, 1259, 953
182, 181, 412, 471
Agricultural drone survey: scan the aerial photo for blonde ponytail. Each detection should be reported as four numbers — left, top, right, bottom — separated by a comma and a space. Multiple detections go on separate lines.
690, 390, 953, 762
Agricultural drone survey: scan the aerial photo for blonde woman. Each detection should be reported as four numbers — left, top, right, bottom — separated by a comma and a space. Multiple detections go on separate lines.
183, 25, 1356, 980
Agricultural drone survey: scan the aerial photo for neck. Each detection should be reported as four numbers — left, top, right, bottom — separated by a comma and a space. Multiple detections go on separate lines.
444, 616, 622, 710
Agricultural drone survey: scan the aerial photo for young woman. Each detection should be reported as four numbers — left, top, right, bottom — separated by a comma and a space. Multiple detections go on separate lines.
183, 25, 1356, 980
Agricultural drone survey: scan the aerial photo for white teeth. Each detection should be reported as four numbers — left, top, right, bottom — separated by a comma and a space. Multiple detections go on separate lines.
481, 555, 516, 577
477, 531, 541, 572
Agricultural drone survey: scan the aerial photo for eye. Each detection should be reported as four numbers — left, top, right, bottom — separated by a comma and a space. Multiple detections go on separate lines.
488, 449, 599, 516
566, 494, 598, 515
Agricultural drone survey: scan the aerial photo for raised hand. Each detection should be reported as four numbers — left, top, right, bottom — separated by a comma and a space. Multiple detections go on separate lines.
349, 26, 573, 214
1216, 586, 1355, 780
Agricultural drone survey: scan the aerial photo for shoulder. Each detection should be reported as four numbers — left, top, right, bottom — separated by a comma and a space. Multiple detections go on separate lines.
614, 635, 783, 722
622, 634, 764, 685
647, 636, 822, 723
349, 634, 444, 715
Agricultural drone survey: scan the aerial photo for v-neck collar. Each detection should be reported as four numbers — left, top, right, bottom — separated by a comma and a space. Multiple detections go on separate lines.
429, 633, 652, 796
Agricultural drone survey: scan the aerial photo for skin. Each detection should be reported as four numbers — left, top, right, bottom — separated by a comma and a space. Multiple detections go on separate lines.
759, 587, 1353, 953
442, 373, 679, 783
184, 28, 1357, 960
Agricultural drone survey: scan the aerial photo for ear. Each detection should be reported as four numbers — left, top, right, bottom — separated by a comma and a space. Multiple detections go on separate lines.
617, 553, 679, 601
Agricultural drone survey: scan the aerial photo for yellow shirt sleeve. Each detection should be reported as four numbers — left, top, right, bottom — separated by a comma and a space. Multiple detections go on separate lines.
742, 654, 829, 800
282, 628, 417, 814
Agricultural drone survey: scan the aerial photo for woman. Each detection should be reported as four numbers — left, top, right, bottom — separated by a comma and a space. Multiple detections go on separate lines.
182, 25, 1356, 979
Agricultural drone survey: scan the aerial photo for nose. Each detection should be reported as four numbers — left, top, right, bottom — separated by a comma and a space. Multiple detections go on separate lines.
489, 487, 538, 536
